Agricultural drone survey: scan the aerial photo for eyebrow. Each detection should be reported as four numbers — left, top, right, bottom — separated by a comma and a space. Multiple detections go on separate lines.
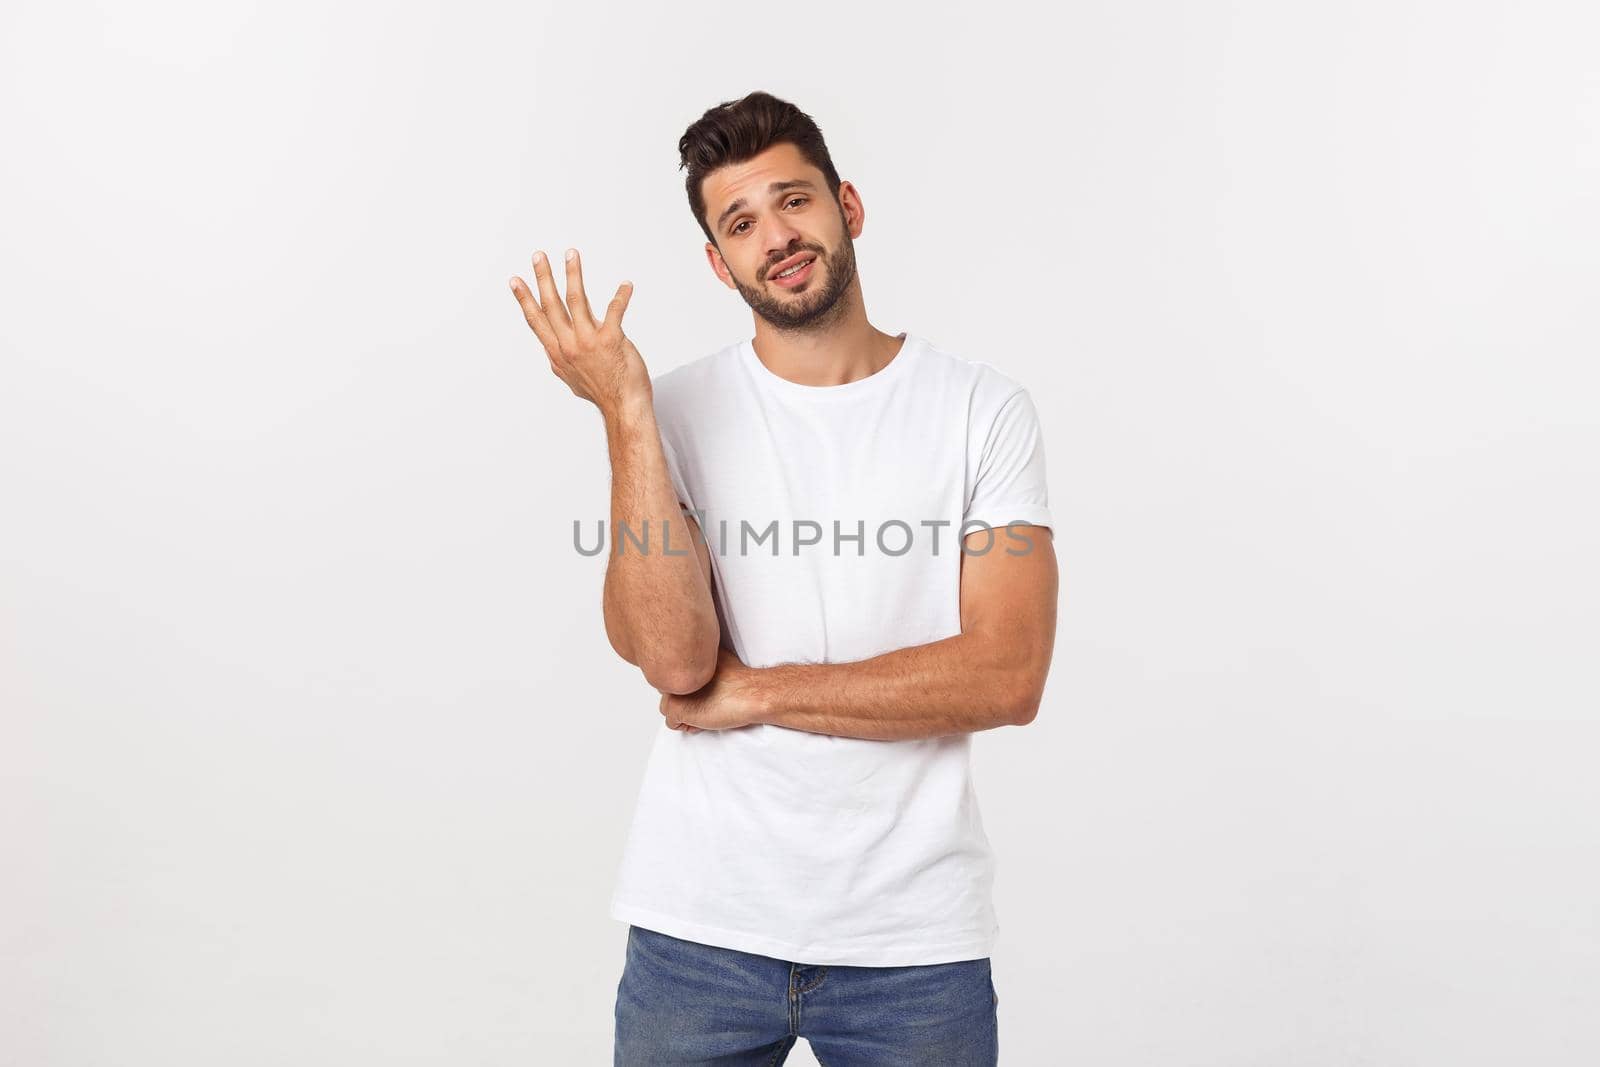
715, 179, 818, 232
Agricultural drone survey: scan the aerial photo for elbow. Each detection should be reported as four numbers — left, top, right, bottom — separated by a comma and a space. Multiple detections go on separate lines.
642, 638, 719, 696
606, 629, 638, 667
1004, 676, 1047, 727
998, 633, 1053, 727
648, 662, 715, 696
972, 621, 1054, 728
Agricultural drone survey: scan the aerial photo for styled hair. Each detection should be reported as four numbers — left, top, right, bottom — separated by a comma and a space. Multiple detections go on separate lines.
678, 90, 843, 246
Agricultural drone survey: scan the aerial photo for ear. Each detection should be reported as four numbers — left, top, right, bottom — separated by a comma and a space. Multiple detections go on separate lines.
836, 180, 865, 239
705, 242, 737, 290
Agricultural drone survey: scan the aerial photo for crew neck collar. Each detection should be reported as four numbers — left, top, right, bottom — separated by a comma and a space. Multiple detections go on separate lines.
738, 331, 920, 401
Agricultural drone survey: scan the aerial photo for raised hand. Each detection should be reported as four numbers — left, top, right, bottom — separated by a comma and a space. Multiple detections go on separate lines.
509, 248, 651, 416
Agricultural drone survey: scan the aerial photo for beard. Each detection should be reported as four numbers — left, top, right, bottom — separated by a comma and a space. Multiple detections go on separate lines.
728, 213, 859, 333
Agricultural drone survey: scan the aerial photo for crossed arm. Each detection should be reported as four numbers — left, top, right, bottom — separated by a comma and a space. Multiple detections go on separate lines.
655, 521, 1058, 741
595, 393, 1057, 738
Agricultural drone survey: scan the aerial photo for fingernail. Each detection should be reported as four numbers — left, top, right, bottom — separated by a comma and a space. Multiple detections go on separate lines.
533, 251, 544, 265
565, 248, 576, 262
508, 277, 517, 291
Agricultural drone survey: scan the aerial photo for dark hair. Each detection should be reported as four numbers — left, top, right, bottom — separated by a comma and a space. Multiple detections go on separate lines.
678, 90, 843, 247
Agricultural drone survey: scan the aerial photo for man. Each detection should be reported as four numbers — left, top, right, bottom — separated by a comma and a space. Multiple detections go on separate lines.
509, 90, 1057, 1066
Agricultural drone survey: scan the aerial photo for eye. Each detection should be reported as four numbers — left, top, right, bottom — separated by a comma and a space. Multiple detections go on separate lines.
730, 197, 807, 236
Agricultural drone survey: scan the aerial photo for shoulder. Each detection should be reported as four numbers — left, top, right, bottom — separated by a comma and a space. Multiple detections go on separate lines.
911, 333, 1035, 427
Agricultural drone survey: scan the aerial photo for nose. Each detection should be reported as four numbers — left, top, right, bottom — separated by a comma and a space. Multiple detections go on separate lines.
763, 220, 806, 265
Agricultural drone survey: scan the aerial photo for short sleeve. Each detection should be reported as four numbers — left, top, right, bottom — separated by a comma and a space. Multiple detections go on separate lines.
964, 388, 1053, 532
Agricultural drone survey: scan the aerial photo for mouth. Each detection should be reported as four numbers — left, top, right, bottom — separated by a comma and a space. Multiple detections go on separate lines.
768, 254, 818, 288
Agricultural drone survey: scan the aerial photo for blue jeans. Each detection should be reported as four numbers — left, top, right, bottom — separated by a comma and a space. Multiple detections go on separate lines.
613, 924, 999, 1066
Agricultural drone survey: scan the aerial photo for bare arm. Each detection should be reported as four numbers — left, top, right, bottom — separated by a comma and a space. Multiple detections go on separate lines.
660, 526, 1058, 739
509, 248, 718, 695
598, 399, 719, 694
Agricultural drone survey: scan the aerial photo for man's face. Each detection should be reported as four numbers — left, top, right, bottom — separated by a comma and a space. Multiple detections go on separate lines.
700, 142, 861, 332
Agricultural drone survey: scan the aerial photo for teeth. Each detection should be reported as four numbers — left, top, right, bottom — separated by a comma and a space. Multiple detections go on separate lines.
775, 258, 813, 278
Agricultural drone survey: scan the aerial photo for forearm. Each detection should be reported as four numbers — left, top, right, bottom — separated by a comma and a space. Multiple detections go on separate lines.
600, 395, 718, 694
747, 630, 1040, 741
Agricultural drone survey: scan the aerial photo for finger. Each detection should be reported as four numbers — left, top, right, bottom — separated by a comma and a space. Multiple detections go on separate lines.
532, 250, 574, 341
564, 248, 597, 334
508, 276, 562, 355
602, 280, 634, 332
562, 248, 594, 328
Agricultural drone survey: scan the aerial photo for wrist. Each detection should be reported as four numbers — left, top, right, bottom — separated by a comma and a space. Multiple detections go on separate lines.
739, 665, 775, 727
602, 388, 655, 433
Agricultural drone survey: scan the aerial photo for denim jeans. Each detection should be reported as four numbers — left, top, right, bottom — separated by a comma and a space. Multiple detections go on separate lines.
614, 924, 1000, 1066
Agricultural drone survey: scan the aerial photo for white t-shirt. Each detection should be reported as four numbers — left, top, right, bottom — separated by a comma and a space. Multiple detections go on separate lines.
607, 330, 1053, 967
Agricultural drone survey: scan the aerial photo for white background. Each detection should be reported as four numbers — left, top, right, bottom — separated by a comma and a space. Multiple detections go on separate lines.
3, 1, 1597, 1063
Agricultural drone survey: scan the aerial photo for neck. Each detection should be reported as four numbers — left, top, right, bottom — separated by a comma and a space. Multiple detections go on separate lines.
749, 283, 904, 387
